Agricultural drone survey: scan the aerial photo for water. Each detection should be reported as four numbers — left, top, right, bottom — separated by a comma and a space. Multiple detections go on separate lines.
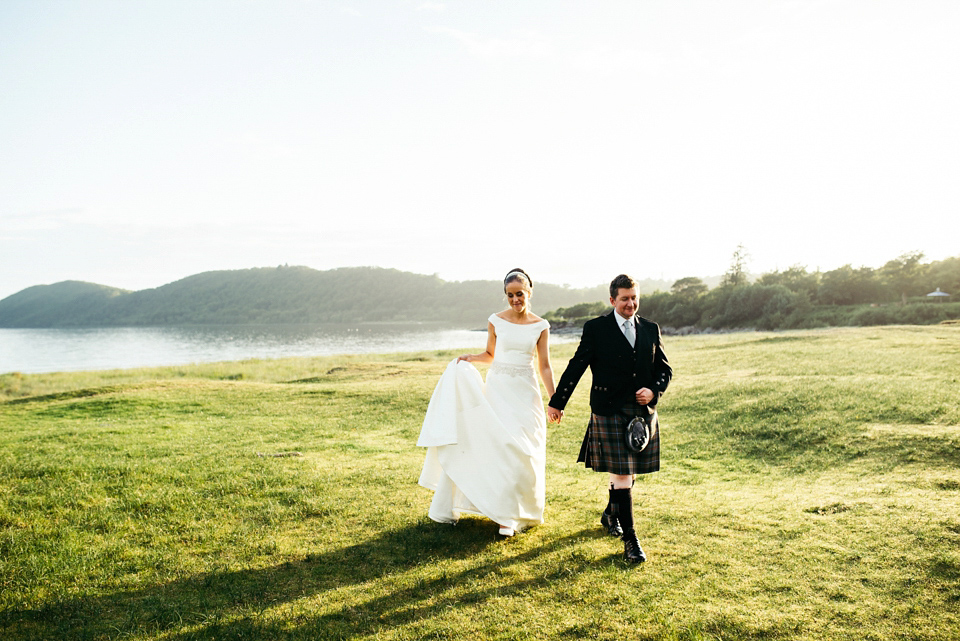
0, 324, 577, 374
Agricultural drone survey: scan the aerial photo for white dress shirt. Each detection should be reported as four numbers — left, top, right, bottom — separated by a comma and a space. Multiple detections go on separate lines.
614, 310, 636, 347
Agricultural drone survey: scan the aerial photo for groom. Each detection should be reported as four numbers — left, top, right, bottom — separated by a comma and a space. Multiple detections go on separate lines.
547, 274, 672, 563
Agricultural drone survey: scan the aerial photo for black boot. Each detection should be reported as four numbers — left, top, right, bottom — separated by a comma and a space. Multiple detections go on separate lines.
601, 489, 623, 537
610, 487, 646, 563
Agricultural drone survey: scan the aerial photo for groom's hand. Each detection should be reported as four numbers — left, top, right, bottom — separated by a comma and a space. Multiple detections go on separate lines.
547, 406, 563, 423
635, 388, 654, 405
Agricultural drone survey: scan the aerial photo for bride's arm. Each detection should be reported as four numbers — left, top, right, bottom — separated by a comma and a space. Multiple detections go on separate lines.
536, 328, 556, 397
458, 322, 496, 364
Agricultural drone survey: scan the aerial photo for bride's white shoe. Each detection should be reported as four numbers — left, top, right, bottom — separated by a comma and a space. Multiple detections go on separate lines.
498, 526, 515, 537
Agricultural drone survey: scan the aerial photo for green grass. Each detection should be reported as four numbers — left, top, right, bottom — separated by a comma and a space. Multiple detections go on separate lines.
1, 327, 959, 640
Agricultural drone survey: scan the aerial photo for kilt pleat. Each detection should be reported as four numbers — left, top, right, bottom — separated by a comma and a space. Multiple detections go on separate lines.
577, 403, 660, 475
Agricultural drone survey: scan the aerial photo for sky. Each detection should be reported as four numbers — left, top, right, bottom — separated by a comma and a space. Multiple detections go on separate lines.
2, 0, 958, 301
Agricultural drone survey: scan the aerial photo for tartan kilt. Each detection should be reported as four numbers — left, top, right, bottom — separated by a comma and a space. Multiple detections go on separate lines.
577, 402, 660, 475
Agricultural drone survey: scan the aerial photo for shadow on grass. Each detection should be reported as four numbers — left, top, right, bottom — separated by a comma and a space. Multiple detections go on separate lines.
166, 527, 609, 641
2, 521, 607, 640
2, 385, 130, 405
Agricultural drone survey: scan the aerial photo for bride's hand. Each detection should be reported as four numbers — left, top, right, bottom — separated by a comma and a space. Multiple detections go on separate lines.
457, 354, 471, 363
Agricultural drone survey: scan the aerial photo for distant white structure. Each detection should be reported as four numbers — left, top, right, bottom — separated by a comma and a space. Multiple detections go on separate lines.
926, 287, 951, 301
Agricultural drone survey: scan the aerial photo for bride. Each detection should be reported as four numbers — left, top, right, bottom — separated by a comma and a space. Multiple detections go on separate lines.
417, 268, 558, 536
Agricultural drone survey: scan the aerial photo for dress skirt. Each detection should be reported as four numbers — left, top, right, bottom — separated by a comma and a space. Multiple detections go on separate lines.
418, 359, 546, 532
577, 402, 660, 475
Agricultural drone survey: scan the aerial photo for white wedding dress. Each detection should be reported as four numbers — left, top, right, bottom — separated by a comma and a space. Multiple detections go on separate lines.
417, 314, 549, 532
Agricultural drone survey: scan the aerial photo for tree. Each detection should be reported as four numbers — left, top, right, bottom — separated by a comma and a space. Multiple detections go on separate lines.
817, 265, 885, 306
671, 277, 708, 299
758, 265, 820, 301
881, 250, 926, 305
721, 244, 750, 288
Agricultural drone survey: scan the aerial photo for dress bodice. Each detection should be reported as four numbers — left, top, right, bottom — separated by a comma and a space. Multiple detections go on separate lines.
488, 313, 549, 368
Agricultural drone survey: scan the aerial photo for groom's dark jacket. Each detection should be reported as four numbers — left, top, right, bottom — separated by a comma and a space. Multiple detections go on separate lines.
549, 311, 672, 417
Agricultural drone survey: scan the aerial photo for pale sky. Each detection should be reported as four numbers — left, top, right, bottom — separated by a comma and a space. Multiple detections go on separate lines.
2, 0, 958, 301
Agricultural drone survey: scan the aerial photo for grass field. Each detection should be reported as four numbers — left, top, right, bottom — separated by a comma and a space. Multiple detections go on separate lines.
1, 325, 959, 640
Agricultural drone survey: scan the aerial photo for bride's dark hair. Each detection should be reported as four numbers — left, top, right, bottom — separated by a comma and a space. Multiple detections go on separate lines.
503, 268, 533, 292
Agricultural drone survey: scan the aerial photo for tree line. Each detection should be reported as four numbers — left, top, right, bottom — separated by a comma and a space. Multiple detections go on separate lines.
546, 250, 960, 331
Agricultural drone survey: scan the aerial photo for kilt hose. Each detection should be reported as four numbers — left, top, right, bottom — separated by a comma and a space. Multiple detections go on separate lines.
577, 402, 660, 475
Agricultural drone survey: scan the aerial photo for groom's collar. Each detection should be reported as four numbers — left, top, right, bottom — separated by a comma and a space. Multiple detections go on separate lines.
613, 310, 635, 326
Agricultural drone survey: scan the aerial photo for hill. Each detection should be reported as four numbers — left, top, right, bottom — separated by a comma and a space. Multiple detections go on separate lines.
0, 266, 610, 328
0, 281, 131, 327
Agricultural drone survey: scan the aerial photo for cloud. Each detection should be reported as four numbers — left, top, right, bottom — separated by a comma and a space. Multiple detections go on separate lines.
424, 26, 553, 59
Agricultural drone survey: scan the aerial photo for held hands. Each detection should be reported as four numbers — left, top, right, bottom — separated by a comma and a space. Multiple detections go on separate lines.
546, 406, 563, 424
635, 387, 654, 405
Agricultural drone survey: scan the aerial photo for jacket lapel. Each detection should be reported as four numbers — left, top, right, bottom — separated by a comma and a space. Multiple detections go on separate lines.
634, 319, 652, 358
